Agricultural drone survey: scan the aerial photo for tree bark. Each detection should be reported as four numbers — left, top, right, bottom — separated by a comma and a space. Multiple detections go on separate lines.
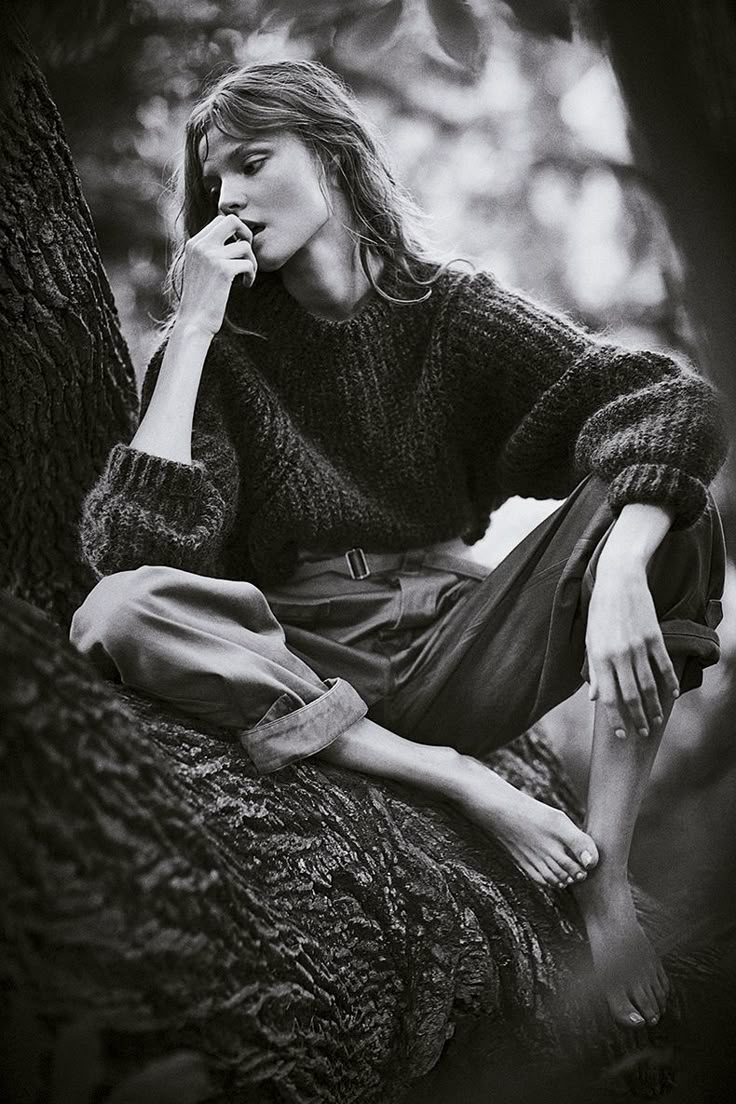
0, 23, 136, 627
0, 589, 611, 1103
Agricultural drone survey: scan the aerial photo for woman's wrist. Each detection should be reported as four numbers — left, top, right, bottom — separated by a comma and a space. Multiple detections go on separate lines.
598, 502, 675, 572
170, 313, 218, 347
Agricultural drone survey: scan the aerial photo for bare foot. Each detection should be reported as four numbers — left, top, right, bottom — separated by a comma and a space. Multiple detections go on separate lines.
451, 756, 599, 888
574, 874, 669, 1027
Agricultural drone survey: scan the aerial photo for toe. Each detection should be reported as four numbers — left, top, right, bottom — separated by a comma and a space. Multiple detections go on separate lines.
545, 856, 572, 884
560, 827, 598, 871
535, 860, 563, 888
552, 849, 583, 879
632, 984, 659, 1024
609, 990, 646, 1028
521, 861, 548, 887
577, 837, 599, 870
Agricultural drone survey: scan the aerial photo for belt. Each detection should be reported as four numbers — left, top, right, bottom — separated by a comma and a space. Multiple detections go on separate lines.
290, 546, 489, 582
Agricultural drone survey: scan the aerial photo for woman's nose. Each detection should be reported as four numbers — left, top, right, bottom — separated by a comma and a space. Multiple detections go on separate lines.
217, 179, 247, 217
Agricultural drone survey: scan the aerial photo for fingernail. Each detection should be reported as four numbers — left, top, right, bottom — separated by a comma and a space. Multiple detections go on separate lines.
629, 1012, 645, 1025
581, 850, 594, 867
638, 727, 649, 737
615, 728, 627, 740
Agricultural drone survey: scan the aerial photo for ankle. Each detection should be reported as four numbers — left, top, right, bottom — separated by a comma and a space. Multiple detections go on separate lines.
430, 745, 472, 801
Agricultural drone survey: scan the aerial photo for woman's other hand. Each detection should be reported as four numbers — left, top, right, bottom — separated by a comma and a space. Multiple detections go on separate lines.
178, 214, 257, 335
585, 503, 679, 738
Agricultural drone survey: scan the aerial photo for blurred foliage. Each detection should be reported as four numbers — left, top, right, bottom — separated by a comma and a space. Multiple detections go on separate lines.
25, 0, 691, 378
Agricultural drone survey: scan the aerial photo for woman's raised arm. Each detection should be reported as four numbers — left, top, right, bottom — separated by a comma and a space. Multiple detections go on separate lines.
130, 213, 257, 464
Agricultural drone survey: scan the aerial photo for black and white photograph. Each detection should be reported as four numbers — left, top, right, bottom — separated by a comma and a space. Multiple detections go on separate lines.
2, 1, 735, 1101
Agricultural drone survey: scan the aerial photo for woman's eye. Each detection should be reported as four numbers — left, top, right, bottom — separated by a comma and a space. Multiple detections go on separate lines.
242, 158, 265, 176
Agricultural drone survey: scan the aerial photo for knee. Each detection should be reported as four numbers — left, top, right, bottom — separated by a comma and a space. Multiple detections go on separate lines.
70, 565, 167, 657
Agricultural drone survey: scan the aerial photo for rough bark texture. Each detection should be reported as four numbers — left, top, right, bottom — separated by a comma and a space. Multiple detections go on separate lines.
0, 29, 136, 627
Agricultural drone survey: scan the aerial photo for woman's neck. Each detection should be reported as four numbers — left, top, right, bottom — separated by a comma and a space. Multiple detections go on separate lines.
279, 204, 383, 322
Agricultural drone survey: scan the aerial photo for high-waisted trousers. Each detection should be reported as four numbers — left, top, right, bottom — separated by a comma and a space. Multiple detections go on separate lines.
69, 477, 726, 774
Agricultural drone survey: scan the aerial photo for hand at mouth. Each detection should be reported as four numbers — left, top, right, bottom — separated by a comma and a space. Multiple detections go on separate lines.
244, 220, 265, 237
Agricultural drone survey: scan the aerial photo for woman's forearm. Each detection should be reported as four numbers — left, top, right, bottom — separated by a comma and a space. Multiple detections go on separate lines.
597, 502, 675, 574
130, 319, 214, 464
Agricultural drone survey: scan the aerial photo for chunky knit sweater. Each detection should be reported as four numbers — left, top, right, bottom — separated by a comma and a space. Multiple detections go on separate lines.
80, 266, 727, 586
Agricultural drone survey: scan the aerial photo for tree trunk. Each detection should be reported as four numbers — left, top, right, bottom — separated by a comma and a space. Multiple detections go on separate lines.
0, 20, 136, 628
592, 0, 736, 537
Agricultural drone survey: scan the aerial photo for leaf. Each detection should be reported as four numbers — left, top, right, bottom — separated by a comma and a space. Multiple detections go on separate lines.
425, 0, 486, 72
257, 0, 336, 34
500, 0, 573, 40
334, 0, 404, 56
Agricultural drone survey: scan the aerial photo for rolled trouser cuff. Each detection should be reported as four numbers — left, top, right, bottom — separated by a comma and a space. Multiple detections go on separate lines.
242, 677, 368, 774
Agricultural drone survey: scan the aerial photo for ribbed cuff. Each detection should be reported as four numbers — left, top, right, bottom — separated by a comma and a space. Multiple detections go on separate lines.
607, 463, 706, 530
242, 678, 368, 774
107, 444, 207, 502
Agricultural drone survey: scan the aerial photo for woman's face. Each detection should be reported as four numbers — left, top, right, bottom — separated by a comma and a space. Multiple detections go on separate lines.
199, 127, 339, 272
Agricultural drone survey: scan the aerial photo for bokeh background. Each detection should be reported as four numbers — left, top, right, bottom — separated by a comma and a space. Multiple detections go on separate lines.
31, 0, 735, 939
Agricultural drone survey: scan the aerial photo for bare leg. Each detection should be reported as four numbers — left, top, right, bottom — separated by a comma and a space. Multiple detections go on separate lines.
573, 674, 682, 1027
319, 717, 599, 888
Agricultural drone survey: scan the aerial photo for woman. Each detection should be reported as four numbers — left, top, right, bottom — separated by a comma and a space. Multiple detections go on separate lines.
71, 60, 727, 1030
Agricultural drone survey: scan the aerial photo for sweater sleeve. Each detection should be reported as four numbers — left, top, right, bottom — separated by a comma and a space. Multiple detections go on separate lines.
450, 271, 728, 529
79, 338, 240, 579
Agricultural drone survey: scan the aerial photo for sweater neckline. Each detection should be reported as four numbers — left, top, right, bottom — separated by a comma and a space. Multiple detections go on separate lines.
242, 264, 441, 342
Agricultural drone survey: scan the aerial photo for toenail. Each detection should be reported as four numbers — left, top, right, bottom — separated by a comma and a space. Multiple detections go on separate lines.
649, 1016, 659, 1025
615, 728, 627, 740
566, 876, 574, 884
581, 850, 594, 867
575, 871, 586, 880
629, 1012, 645, 1025
638, 727, 649, 737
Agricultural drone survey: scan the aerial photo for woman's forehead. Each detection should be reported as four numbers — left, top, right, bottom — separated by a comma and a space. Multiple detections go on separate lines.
197, 126, 283, 168
198, 127, 307, 172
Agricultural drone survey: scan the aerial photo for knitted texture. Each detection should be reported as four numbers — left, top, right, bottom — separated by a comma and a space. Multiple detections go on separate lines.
79, 267, 727, 585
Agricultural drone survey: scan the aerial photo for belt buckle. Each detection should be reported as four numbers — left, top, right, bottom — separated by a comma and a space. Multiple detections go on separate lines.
345, 547, 370, 580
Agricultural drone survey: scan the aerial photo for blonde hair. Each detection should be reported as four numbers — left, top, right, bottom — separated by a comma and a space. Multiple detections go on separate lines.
165, 59, 445, 313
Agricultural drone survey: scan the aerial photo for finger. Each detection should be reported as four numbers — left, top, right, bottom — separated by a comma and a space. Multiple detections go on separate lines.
596, 666, 628, 739
633, 653, 664, 732
208, 213, 253, 243
650, 640, 680, 703
615, 662, 649, 736
230, 258, 257, 288
222, 239, 256, 259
